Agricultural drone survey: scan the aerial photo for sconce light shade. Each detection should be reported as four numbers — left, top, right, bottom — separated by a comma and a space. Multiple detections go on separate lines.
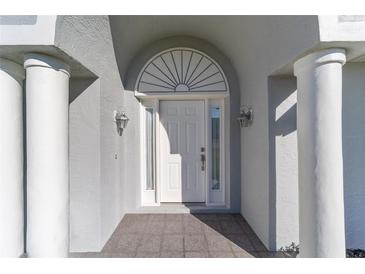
114, 111, 129, 135
237, 106, 253, 128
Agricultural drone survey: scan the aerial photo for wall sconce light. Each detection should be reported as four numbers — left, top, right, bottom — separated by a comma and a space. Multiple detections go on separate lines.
114, 111, 129, 136
237, 106, 253, 128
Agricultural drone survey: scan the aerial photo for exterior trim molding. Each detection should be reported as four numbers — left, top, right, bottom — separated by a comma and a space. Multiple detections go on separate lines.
24, 53, 71, 77
135, 47, 229, 94
294, 48, 346, 75
135, 91, 229, 100
0, 58, 25, 80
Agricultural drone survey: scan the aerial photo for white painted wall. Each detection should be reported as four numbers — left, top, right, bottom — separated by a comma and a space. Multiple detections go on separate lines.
343, 63, 365, 249
274, 88, 298, 250
266, 63, 365, 251
238, 16, 319, 250
0, 16, 57, 45
268, 77, 299, 250
241, 17, 365, 251
121, 90, 142, 211
54, 16, 125, 251
69, 79, 101, 251
319, 16, 365, 42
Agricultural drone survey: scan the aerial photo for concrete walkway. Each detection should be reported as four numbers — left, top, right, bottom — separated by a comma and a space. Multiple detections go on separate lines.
70, 214, 294, 258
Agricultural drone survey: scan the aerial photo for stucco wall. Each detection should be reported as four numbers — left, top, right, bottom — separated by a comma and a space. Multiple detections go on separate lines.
238, 16, 318, 250
121, 89, 142, 211
266, 64, 365, 250
261, 17, 365, 250
268, 77, 299, 250
69, 78, 101, 251
54, 16, 125, 251
319, 16, 365, 42
0, 15, 57, 45
343, 63, 365, 249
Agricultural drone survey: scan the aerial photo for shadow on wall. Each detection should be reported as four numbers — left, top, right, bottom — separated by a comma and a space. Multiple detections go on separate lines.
268, 76, 298, 251
0, 16, 37, 25
69, 77, 103, 251
267, 66, 365, 251
342, 64, 365, 249
69, 78, 98, 103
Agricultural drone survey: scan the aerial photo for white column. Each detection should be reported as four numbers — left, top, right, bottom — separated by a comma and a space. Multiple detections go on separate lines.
0, 59, 25, 257
294, 48, 346, 258
24, 53, 70, 257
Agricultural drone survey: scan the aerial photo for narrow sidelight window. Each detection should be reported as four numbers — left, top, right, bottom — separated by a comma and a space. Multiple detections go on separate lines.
145, 108, 155, 190
211, 106, 220, 190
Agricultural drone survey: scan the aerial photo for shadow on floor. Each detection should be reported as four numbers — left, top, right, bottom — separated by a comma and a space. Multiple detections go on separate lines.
69, 214, 296, 258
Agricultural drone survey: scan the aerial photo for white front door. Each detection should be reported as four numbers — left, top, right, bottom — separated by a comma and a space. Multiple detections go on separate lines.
160, 100, 205, 202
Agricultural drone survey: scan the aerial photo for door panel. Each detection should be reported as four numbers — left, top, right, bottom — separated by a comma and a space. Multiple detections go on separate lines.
160, 100, 205, 202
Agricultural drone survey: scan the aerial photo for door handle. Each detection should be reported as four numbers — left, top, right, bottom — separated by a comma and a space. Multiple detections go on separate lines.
200, 153, 206, 171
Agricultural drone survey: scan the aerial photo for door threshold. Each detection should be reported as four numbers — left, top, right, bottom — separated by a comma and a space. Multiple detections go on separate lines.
130, 203, 233, 214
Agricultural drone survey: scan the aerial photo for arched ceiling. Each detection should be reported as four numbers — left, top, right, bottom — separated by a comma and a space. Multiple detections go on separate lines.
109, 16, 246, 86
109, 15, 320, 87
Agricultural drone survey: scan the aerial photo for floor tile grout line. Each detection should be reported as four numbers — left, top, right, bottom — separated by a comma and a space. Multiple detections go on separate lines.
82, 213, 277, 258
202, 224, 211, 257
182, 234, 186, 258
158, 215, 167, 257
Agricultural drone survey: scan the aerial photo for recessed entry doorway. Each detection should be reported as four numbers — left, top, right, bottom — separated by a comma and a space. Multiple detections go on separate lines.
135, 47, 230, 208
139, 96, 227, 208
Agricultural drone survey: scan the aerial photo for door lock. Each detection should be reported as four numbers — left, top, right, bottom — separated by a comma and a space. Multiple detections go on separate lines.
200, 148, 206, 171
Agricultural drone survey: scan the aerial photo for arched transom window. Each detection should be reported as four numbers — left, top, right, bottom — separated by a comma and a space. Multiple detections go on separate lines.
136, 48, 228, 93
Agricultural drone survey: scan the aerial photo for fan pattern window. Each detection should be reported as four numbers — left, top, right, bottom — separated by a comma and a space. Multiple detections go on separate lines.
136, 48, 228, 93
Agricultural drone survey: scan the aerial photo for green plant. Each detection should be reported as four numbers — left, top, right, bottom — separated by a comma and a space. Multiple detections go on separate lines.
279, 242, 299, 257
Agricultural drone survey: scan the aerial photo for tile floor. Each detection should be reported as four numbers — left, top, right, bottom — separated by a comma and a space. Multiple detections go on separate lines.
69, 214, 295, 258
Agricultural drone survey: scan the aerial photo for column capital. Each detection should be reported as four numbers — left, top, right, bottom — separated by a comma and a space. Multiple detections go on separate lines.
294, 48, 346, 76
24, 53, 70, 77
0, 58, 25, 81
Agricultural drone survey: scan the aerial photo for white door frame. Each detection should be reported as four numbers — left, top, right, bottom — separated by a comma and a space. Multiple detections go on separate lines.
139, 92, 230, 208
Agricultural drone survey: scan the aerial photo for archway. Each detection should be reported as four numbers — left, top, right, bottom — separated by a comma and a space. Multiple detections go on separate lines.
126, 40, 239, 210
